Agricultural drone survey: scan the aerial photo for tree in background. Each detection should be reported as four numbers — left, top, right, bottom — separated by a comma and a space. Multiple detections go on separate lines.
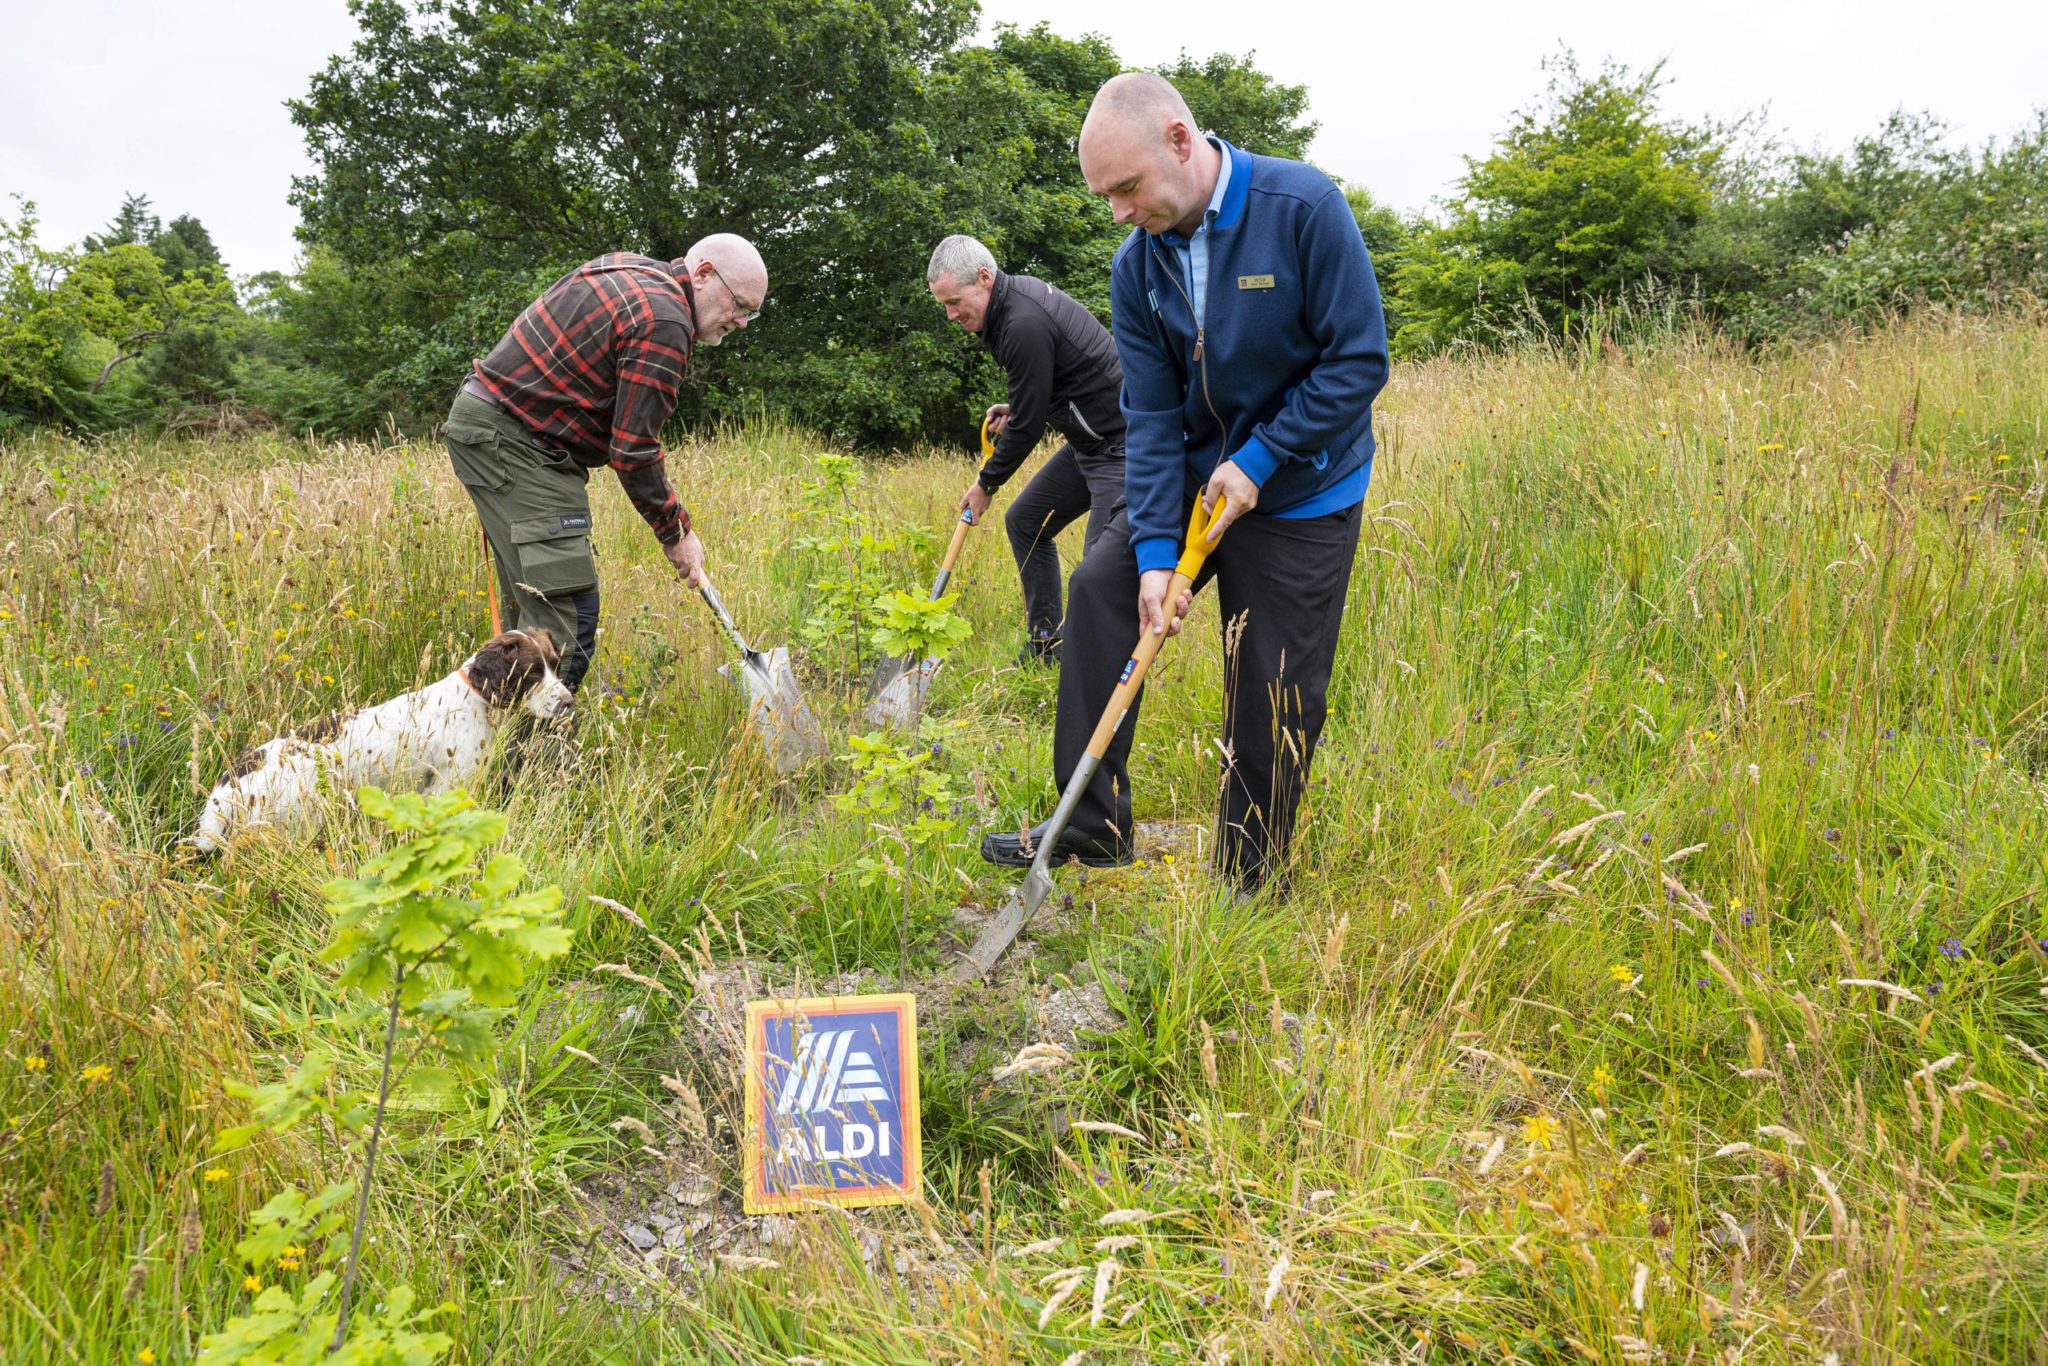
81, 192, 162, 254
1394, 55, 1719, 353
1161, 49, 1316, 161
1751, 110, 2048, 332
283, 0, 1320, 451
0, 200, 75, 427
0, 196, 242, 428
13, 24, 2038, 439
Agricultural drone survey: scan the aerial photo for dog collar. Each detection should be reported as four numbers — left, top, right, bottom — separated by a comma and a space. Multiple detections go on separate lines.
456, 666, 488, 701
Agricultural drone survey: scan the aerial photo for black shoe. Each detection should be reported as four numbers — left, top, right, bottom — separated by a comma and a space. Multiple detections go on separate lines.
980, 820, 1132, 868
1014, 635, 1061, 667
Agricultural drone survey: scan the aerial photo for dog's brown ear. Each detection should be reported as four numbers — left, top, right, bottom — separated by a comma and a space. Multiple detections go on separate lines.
469, 633, 541, 708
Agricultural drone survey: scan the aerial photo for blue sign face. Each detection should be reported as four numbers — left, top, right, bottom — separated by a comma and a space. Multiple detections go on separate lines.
746, 995, 920, 1212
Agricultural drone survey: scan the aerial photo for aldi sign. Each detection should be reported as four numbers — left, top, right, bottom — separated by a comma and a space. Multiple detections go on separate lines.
743, 993, 921, 1214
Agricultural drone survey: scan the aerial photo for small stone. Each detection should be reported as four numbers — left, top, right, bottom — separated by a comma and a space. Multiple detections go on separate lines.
646, 1213, 676, 1232
622, 1223, 658, 1251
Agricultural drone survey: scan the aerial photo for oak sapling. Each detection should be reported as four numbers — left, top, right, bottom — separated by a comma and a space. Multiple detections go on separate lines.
204, 786, 569, 1361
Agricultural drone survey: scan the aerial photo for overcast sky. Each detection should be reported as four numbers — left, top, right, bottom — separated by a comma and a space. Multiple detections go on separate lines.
3, 0, 2042, 278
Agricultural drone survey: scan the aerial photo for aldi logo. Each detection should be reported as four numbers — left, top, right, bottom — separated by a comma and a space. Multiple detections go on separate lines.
744, 993, 921, 1214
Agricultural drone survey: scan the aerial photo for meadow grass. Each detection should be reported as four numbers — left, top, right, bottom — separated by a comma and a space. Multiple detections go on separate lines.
1, 310, 2045, 1363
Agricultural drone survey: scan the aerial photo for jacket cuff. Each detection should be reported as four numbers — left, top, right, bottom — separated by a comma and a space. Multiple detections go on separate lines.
1230, 435, 1281, 487
1133, 535, 1180, 574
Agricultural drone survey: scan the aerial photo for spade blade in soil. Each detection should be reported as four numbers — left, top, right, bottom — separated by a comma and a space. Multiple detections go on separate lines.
863, 655, 938, 731
952, 860, 1053, 981
720, 645, 827, 773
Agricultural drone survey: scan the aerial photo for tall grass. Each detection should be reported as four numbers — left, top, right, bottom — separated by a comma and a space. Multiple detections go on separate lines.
1, 310, 2044, 1362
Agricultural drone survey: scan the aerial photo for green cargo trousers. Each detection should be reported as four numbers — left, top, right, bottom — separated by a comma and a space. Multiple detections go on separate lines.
442, 389, 601, 691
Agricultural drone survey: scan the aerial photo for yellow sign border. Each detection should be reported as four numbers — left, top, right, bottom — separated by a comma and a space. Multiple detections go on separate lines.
742, 992, 921, 1215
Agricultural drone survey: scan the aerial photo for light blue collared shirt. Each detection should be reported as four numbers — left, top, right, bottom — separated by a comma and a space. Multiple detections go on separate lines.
1166, 137, 1232, 331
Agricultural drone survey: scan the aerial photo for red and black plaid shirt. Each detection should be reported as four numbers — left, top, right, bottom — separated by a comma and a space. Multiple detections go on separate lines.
471, 253, 695, 543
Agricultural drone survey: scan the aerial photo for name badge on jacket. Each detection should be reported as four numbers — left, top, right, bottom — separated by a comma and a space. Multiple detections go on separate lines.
1238, 274, 1275, 290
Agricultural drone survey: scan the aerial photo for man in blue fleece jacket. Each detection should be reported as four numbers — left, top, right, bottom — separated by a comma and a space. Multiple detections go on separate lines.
979, 72, 1389, 897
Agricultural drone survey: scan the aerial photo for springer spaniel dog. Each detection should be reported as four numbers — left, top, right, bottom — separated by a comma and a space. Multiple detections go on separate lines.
192, 628, 574, 853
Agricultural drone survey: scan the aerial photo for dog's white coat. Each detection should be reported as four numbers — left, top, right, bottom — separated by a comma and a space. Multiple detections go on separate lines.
192, 636, 572, 852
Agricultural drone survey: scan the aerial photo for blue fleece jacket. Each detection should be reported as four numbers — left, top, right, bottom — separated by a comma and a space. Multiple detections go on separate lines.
1111, 139, 1390, 573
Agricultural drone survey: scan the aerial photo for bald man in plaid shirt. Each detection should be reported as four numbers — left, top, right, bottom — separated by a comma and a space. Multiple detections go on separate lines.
442, 234, 766, 691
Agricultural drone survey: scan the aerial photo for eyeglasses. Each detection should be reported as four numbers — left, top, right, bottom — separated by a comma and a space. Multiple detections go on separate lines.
706, 262, 762, 323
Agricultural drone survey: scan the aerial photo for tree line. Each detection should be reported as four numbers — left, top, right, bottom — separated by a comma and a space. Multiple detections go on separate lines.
4, 2, 2043, 450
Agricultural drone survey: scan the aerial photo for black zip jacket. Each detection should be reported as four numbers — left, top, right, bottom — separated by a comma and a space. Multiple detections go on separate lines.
977, 272, 1125, 493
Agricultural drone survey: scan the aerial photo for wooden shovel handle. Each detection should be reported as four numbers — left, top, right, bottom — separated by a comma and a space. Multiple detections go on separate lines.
482, 529, 502, 635
1082, 497, 1227, 758
938, 508, 974, 578
930, 415, 998, 593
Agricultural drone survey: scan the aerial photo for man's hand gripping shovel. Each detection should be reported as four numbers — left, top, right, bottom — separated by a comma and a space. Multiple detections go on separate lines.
951, 496, 1227, 980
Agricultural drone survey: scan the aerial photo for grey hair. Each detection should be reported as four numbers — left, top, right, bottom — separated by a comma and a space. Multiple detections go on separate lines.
926, 234, 997, 288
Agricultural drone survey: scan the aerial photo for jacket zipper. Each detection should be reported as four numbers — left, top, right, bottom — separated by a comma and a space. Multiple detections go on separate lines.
1151, 245, 1223, 436
1068, 401, 1102, 442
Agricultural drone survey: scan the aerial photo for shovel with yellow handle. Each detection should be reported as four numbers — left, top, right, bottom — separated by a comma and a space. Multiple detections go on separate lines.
864, 416, 999, 729
952, 495, 1228, 980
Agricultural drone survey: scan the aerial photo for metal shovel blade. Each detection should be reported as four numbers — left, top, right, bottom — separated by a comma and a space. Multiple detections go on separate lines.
719, 644, 827, 773
863, 654, 939, 731
952, 858, 1054, 982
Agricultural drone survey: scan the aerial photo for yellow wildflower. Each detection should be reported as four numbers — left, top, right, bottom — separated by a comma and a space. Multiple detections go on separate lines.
81, 1063, 113, 1083
139, 1351, 157, 1365
23, 1056, 45, 1073
1608, 964, 1633, 985
1757, 443, 1784, 453
243, 1275, 262, 1293
1523, 1114, 1558, 1150
204, 1168, 228, 1183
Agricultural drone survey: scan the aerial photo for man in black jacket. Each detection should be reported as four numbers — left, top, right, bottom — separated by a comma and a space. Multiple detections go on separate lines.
927, 235, 1125, 664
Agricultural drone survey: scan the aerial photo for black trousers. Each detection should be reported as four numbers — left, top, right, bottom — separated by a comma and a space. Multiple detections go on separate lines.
1003, 442, 1125, 642
1054, 501, 1362, 890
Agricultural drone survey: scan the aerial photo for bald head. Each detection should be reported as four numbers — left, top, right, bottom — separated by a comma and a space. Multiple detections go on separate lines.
1078, 73, 1219, 238
1083, 71, 1196, 138
680, 232, 767, 345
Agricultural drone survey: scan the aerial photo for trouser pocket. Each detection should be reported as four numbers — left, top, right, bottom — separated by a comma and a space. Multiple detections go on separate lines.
444, 421, 514, 494
510, 513, 598, 599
